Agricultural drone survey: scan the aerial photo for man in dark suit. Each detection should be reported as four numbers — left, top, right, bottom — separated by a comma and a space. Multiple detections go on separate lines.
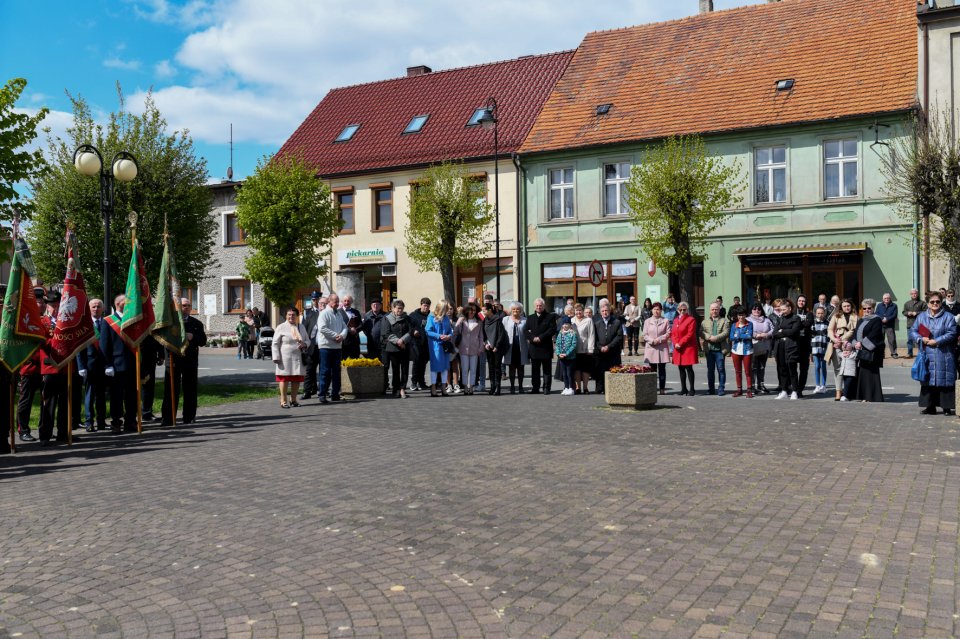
77, 298, 108, 432
340, 294, 362, 359
362, 300, 388, 392
407, 297, 431, 391
524, 297, 557, 395
593, 303, 623, 393
794, 294, 815, 397
161, 298, 207, 425
300, 291, 322, 399
102, 294, 139, 433
140, 336, 164, 421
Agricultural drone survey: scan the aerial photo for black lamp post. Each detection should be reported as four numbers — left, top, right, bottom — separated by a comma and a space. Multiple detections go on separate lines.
477, 97, 500, 301
73, 144, 139, 305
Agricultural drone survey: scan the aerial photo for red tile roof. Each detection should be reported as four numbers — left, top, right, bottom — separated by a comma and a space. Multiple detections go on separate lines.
521, 0, 918, 154
277, 51, 574, 177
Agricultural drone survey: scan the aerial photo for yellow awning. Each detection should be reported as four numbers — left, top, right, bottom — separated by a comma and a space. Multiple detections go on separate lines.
733, 242, 867, 256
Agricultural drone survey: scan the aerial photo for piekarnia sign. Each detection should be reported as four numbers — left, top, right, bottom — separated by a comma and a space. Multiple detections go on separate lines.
337, 247, 397, 265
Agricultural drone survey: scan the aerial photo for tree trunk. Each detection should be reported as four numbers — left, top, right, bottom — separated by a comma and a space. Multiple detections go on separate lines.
439, 258, 456, 306
678, 268, 695, 309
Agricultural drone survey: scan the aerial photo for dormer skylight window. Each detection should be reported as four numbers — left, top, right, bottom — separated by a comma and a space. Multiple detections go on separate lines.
466, 107, 487, 127
335, 124, 360, 142
775, 79, 795, 91
596, 103, 613, 116
403, 115, 429, 134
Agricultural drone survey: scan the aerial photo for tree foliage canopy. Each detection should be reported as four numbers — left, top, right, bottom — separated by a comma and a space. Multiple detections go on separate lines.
28, 88, 214, 295
405, 161, 493, 302
235, 154, 340, 306
0, 77, 48, 221
625, 135, 744, 302
880, 111, 960, 285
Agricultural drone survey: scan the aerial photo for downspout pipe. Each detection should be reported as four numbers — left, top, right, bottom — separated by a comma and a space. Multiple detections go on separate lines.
512, 152, 525, 307
922, 18, 931, 293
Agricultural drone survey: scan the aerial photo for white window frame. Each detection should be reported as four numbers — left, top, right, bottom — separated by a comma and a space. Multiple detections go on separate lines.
823, 138, 859, 199
754, 145, 788, 204
221, 277, 252, 314
602, 161, 631, 216
548, 167, 575, 220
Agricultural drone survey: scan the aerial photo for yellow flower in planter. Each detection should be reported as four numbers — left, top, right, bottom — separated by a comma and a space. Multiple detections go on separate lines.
342, 357, 383, 368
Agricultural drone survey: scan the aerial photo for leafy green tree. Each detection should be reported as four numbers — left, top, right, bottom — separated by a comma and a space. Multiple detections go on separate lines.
29, 89, 214, 296
0, 77, 48, 221
405, 162, 493, 303
235, 154, 340, 307
625, 135, 745, 304
880, 112, 960, 289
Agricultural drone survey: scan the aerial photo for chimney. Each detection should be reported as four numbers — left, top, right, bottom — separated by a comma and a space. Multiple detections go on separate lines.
699, 0, 713, 12
406, 65, 432, 77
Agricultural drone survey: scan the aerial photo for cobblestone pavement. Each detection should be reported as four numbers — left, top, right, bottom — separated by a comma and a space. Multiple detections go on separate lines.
1, 381, 959, 638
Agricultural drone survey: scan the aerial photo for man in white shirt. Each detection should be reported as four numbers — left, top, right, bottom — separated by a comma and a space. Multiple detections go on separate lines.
317, 293, 348, 404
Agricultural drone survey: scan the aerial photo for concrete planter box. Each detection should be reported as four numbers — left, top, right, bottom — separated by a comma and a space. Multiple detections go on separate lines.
605, 372, 657, 409
341, 366, 384, 399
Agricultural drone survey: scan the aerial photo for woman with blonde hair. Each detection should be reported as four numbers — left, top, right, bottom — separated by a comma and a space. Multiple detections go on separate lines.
502, 302, 529, 393
573, 303, 596, 393
425, 300, 454, 397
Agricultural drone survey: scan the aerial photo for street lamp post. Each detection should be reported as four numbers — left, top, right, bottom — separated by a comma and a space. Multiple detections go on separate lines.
477, 98, 500, 301
73, 144, 139, 305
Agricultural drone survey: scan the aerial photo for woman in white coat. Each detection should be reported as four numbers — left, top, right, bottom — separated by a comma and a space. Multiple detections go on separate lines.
272, 307, 310, 408
642, 302, 671, 395
502, 302, 529, 394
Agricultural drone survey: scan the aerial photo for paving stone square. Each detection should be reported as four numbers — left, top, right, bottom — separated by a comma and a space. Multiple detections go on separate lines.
1, 359, 959, 637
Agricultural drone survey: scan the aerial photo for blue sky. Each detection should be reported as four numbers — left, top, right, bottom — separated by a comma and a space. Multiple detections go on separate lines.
2, 0, 753, 183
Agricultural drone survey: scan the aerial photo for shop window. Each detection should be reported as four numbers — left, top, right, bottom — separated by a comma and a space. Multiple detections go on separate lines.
225, 213, 247, 245
336, 191, 355, 234
225, 279, 251, 313
824, 139, 858, 199
603, 162, 631, 216
373, 187, 393, 231
549, 168, 574, 219
754, 146, 787, 203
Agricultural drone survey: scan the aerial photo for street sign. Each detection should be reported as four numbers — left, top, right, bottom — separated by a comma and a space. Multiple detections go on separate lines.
588, 260, 604, 287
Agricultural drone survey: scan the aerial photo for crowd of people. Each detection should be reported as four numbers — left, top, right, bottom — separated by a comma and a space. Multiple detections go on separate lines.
1, 285, 206, 454
273, 287, 960, 417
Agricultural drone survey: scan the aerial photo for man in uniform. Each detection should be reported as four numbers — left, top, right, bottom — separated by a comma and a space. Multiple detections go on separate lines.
161, 298, 207, 424
524, 298, 557, 395
38, 290, 70, 446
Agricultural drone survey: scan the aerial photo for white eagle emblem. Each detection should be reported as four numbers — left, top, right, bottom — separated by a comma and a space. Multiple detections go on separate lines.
57, 291, 79, 324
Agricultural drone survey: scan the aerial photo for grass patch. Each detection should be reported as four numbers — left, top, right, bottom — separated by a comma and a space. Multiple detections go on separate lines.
148, 381, 276, 414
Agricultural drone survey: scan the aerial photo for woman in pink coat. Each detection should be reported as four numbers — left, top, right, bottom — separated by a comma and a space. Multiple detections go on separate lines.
671, 301, 699, 395
643, 302, 671, 395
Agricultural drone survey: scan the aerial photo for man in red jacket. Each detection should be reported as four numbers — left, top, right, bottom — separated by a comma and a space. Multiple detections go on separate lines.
38, 291, 69, 446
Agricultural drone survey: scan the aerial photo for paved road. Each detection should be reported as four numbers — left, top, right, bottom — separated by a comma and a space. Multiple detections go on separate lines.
1, 360, 957, 638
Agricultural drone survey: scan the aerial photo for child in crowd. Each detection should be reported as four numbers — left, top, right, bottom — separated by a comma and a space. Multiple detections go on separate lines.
838, 341, 858, 401
555, 316, 578, 396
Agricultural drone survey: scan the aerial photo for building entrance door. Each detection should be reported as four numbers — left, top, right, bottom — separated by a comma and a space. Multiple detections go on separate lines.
380, 277, 397, 307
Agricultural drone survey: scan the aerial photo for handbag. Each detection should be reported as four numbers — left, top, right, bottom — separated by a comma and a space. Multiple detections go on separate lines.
856, 348, 874, 363
442, 339, 455, 354
911, 346, 929, 384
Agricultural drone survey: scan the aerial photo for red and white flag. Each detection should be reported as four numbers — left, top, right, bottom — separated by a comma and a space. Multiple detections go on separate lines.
49, 229, 96, 367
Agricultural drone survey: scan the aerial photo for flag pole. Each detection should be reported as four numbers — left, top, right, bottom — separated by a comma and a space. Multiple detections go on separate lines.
129, 213, 143, 434
67, 360, 73, 445
9, 379, 15, 454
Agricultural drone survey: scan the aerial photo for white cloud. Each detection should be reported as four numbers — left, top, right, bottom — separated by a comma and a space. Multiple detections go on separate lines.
122, 0, 752, 149
104, 57, 142, 71
155, 59, 176, 79
12, 108, 75, 158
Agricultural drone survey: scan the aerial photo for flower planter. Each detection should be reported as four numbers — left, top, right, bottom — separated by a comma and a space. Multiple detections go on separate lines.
341, 365, 384, 399
605, 371, 657, 409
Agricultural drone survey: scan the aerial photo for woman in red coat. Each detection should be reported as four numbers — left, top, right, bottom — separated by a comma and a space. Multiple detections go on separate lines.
671, 301, 699, 395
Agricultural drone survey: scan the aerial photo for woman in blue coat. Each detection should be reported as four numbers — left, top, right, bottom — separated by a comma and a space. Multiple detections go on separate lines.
909, 291, 958, 415
425, 300, 454, 397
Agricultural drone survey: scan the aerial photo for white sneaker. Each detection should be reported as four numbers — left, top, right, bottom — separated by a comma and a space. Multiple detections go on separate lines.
453, 384, 462, 394
445, 385, 454, 394
563, 388, 574, 396
840, 396, 848, 402
789, 392, 798, 400
776, 391, 788, 400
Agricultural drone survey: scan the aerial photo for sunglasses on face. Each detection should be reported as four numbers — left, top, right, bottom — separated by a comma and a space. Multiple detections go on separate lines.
929, 300, 942, 305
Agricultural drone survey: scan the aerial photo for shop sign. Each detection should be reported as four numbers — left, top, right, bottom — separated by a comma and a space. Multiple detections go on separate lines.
742, 256, 802, 269
338, 247, 397, 264
611, 260, 637, 277
543, 263, 574, 279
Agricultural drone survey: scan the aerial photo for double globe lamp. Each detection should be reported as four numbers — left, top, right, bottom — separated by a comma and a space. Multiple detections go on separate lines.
72, 144, 139, 304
